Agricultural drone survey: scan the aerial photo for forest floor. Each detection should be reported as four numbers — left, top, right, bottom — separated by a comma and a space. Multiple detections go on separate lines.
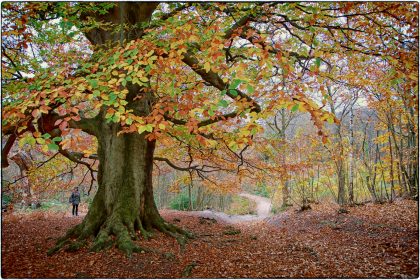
1, 199, 418, 278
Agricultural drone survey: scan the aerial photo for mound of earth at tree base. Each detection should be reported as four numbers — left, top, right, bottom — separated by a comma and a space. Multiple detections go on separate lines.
1, 200, 418, 278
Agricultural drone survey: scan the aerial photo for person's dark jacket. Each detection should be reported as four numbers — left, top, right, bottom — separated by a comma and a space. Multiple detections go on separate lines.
69, 191, 81, 205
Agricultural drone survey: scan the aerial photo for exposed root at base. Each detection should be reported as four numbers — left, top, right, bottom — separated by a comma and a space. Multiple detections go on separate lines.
47, 216, 193, 257
152, 219, 194, 251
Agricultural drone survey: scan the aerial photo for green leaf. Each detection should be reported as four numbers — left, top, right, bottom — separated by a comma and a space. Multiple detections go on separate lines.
291, 104, 299, 112
247, 84, 255, 93
218, 100, 229, 108
229, 89, 239, 97
111, 115, 119, 123
52, 137, 62, 142
229, 79, 241, 89
47, 143, 59, 151
109, 92, 117, 101
228, 141, 239, 152
42, 133, 51, 139
326, 116, 334, 124
28, 136, 36, 146
315, 57, 321, 68
145, 124, 154, 132
391, 78, 401, 86
89, 79, 98, 88
131, 49, 139, 57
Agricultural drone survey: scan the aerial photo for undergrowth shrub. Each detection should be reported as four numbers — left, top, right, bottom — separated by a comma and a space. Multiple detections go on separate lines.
169, 189, 196, 211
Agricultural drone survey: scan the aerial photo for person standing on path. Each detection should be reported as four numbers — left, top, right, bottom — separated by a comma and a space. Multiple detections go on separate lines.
69, 187, 81, 216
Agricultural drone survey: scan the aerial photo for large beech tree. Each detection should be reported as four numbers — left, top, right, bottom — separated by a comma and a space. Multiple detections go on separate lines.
2, 2, 417, 255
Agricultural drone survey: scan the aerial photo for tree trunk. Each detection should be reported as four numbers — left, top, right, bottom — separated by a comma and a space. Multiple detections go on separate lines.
366, 176, 377, 203
387, 132, 395, 201
348, 106, 354, 205
281, 180, 291, 208
49, 122, 189, 256
187, 184, 193, 211
278, 108, 292, 208
337, 160, 347, 206
11, 152, 33, 205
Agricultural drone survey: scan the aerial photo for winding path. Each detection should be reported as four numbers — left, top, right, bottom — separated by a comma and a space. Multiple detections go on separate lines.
238, 192, 271, 218
187, 192, 272, 224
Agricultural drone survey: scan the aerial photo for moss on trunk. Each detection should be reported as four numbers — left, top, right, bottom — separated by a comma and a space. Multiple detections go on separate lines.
49, 121, 190, 256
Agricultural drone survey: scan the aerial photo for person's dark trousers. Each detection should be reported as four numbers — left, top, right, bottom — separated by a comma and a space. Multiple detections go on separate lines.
72, 204, 78, 216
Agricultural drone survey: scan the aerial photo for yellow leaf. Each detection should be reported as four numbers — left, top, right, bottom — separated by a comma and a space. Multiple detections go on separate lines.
158, 123, 166, 130
18, 138, 26, 148
249, 112, 258, 119
240, 129, 251, 137
177, 49, 186, 56
207, 139, 217, 147
17, 126, 27, 133
137, 125, 147, 134
109, 78, 117, 85
77, 84, 85, 91
204, 62, 211, 73
36, 138, 45, 145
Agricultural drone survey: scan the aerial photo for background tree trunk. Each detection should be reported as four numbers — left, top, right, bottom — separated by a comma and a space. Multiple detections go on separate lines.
348, 106, 355, 205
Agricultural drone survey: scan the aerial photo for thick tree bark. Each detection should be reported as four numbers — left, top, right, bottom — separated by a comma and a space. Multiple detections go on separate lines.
50, 121, 189, 256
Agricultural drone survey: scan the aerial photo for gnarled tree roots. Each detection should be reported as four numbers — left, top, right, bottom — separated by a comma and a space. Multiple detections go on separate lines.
48, 214, 192, 257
